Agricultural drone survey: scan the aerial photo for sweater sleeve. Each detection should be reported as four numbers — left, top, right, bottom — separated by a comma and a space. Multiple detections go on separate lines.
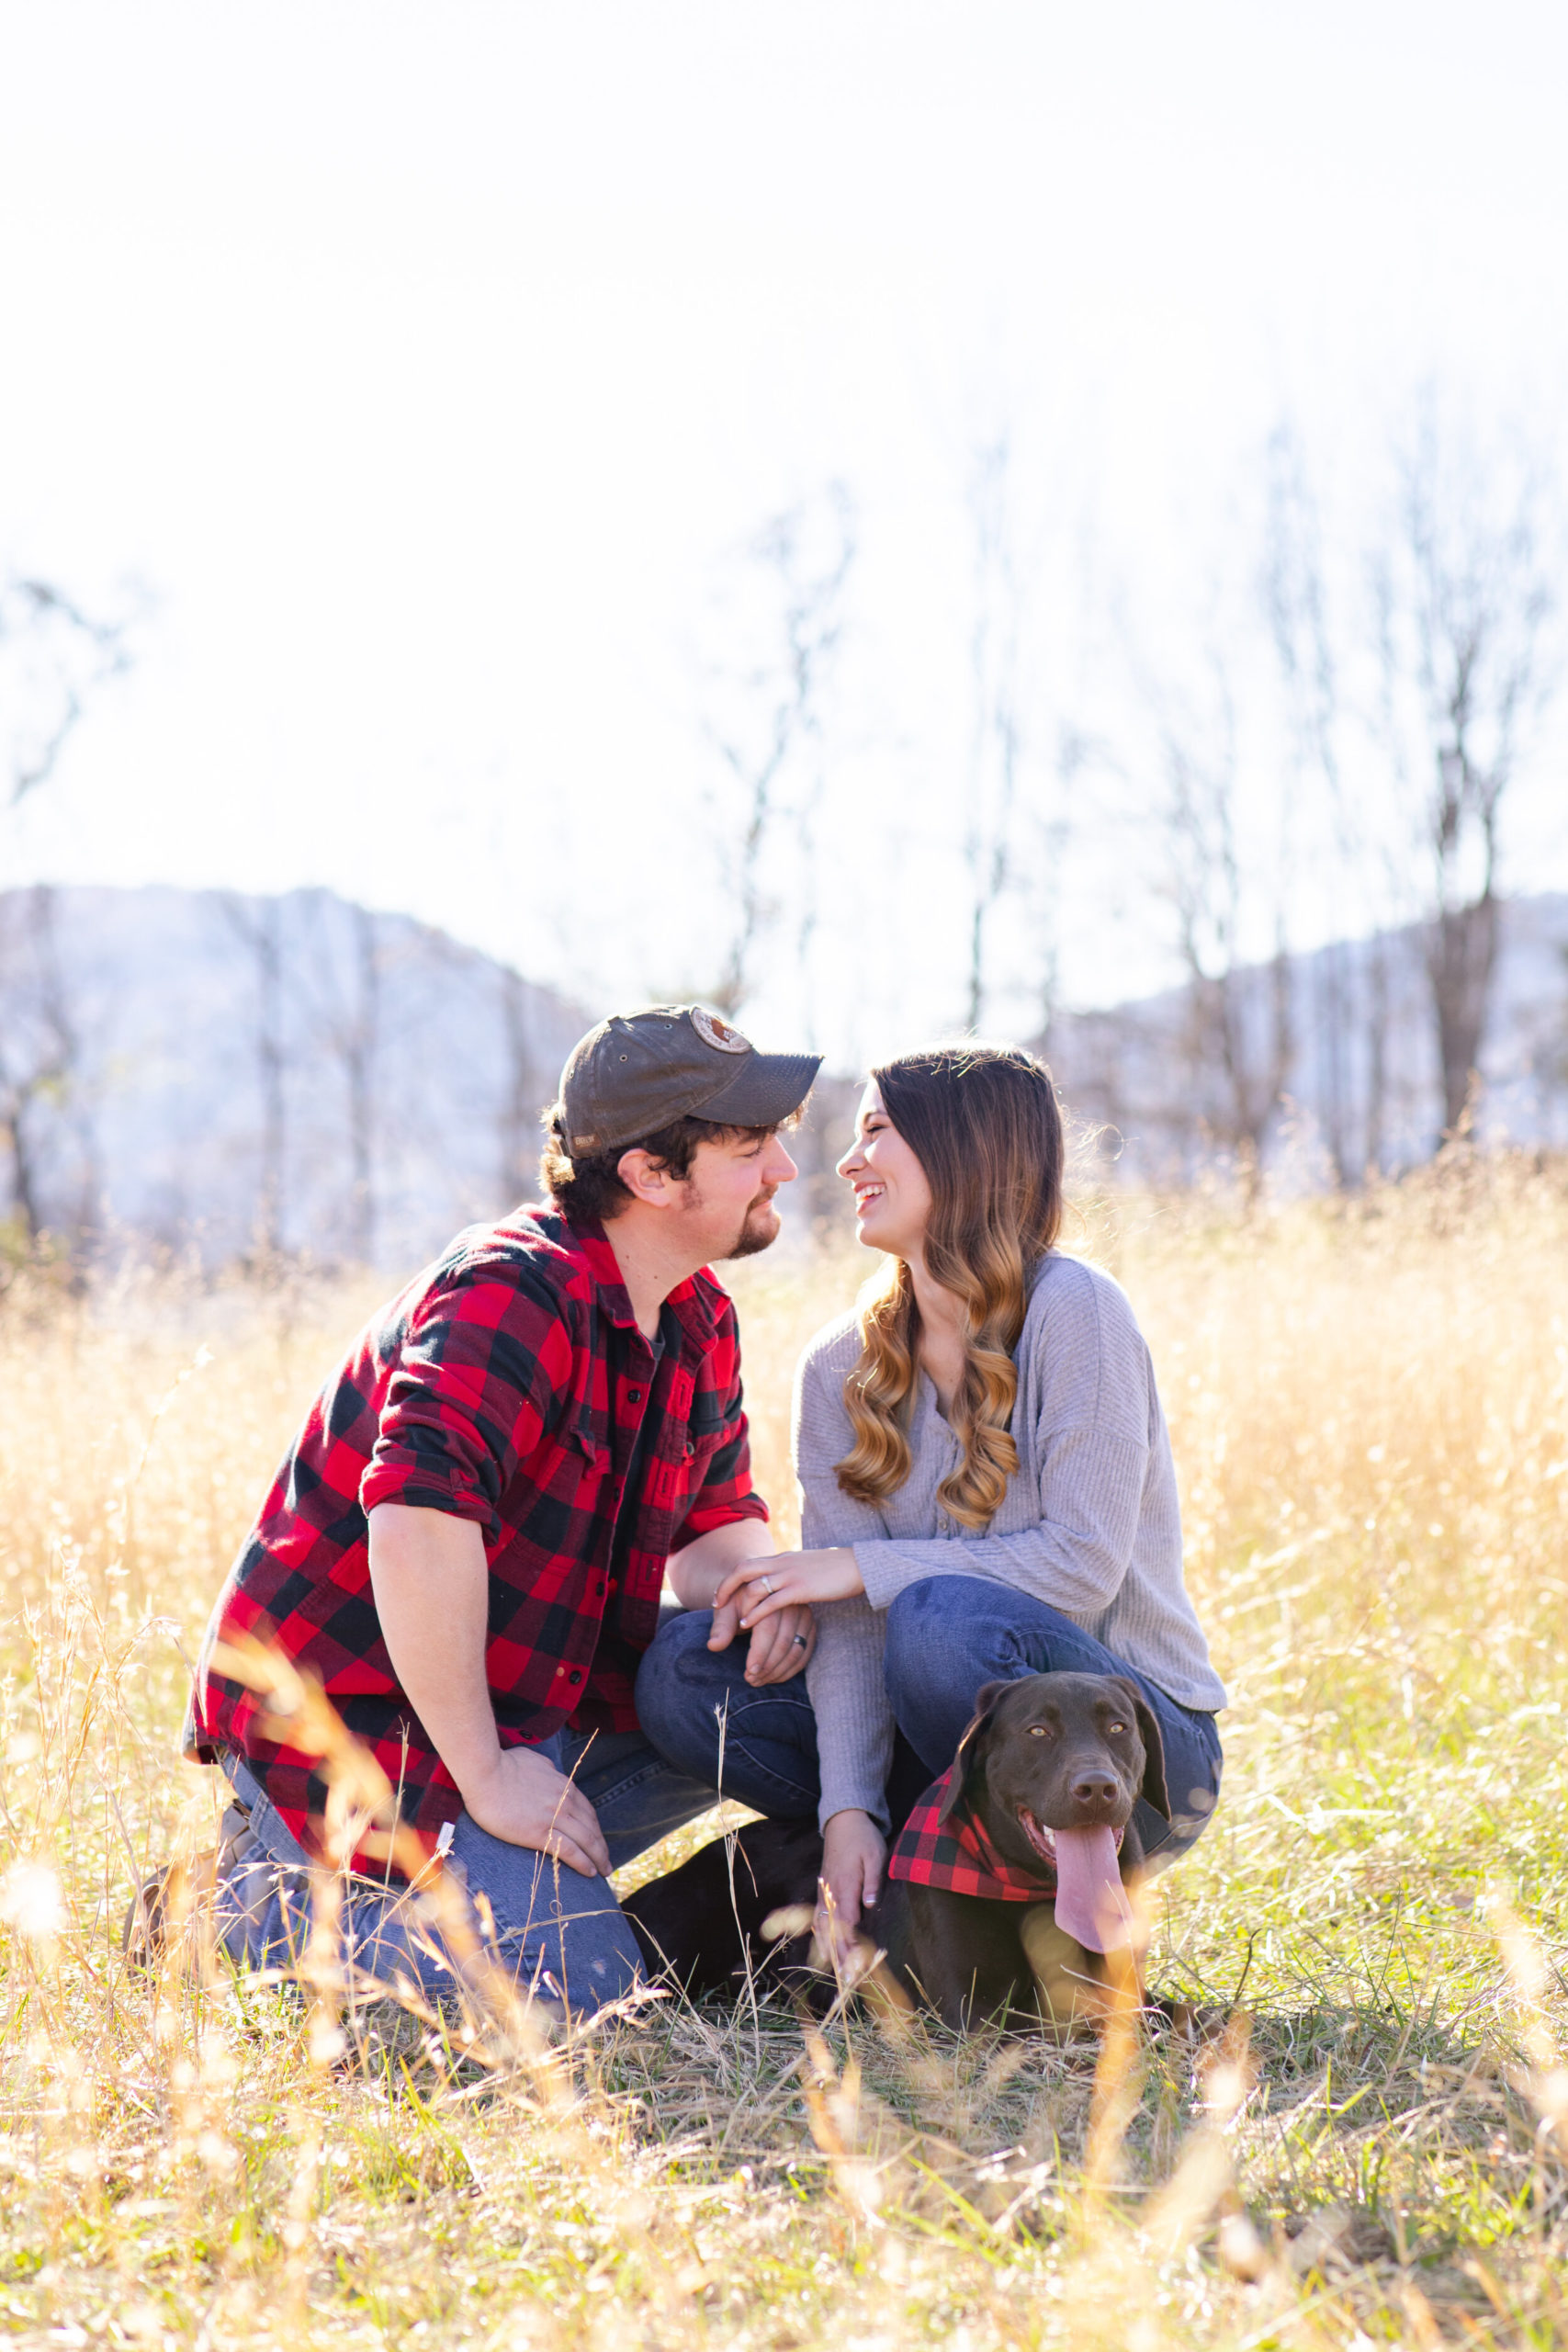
852, 1261, 1154, 1618
794, 1332, 897, 1832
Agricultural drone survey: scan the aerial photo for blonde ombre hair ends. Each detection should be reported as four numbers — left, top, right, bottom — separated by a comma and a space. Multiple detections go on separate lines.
834, 1046, 1065, 1530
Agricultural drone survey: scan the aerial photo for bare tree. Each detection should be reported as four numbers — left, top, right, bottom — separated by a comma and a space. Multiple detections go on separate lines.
0, 576, 137, 1254
705, 486, 854, 1022
1261, 424, 1403, 1183
1151, 650, 1294, 1183
960, 436, 1085, 1042
342, 904, 381, 1262
220, 894, 290, 1255
497, 963, 539, 1204
1371, 401, 1562, 1142
1, 576, 134, 805
1264, 426, 1351, 1180
964, 439, 1024, 1032
1259, 403, 1562, 1169
297, 894, 386, 1263
0, 887, 79, 1240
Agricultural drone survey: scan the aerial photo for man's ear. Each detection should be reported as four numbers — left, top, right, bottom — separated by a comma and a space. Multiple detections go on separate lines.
1112, 1679, 1170, 1820
937, 1679, 1011, 1824
616, 1147, 678, 1208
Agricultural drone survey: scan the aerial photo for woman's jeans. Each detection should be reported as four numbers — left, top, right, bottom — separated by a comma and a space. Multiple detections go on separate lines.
213, 1728, 721, 2025
635, 1575, 1224, 1867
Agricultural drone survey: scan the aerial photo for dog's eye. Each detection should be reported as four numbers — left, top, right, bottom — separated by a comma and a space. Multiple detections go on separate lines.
1106, 1720, 1126, 1735
1027, 1724, 1052, 1738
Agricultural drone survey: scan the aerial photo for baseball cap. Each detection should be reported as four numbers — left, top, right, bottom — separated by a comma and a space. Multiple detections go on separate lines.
558, 1005, 822, 1158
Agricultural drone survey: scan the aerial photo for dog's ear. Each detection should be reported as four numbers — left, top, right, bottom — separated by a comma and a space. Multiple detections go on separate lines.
1112, 1679, 1170, 1820
937, 1679, 1010, 1823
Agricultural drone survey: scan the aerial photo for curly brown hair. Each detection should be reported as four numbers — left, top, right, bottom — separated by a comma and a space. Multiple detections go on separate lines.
834, 1045, 1064, 1529
539, 1103, 782, 1224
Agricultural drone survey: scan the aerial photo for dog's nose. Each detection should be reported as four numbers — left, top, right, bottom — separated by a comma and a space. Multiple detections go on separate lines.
1070, 1772, 1120, 1810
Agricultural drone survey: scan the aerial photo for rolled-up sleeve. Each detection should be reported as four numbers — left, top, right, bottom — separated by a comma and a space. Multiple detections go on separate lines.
359, 1267, 563, 1541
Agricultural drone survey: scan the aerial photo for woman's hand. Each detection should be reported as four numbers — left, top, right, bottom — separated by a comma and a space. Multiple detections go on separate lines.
713, 1547, 864, 1629
817, 1808, 886, 1958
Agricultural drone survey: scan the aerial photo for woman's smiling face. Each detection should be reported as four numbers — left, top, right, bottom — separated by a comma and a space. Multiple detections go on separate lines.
836, 1080, 933, 1258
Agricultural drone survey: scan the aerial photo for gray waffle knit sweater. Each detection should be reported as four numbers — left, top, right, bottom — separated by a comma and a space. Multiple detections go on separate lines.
795, 1251, 1225, 1830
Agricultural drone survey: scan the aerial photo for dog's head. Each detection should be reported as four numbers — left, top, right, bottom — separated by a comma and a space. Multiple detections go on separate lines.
938, 1670, 1169, 1873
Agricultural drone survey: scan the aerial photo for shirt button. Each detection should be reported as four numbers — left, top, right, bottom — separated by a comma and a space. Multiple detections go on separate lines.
627, 1388, 642, 1404
569, 1669, 582, 1685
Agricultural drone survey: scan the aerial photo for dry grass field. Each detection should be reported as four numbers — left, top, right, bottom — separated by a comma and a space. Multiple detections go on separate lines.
1, 1155, 1566, 2348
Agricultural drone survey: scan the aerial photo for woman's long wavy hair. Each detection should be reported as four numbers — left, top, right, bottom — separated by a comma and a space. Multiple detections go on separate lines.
835, 1045, 1065, 1530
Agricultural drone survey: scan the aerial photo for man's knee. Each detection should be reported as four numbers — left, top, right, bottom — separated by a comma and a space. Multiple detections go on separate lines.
640, 1603, 716, 1668
634, 1608, 714, 1739
516, 1891, 647, 2017
558, 1917, 645, 2013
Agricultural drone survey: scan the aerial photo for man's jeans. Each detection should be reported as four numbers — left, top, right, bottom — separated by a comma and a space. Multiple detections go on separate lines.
214, 1728, 721, 2022
636, 1575, 1224, 1864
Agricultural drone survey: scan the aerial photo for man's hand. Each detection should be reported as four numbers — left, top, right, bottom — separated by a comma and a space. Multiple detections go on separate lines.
817, 1807, 886, 1957
706, 1590, 818, 1685
461, 1744, 611, 1878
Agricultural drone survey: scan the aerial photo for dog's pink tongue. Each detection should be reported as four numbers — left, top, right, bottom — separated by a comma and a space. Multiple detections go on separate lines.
1052, 1826, 1134, 1952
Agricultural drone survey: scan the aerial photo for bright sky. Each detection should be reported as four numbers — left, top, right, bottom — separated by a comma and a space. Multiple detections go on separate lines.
4, 1, 1567, 1070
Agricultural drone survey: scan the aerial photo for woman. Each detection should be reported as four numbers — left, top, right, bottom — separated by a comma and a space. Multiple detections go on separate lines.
635, 1044, 1224, 1937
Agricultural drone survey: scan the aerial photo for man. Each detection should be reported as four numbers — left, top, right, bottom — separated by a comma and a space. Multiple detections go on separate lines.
184, 1002, 821, 2016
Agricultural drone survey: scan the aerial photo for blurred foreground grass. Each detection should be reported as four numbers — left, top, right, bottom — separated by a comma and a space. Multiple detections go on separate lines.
1, 1157, 1566, 2347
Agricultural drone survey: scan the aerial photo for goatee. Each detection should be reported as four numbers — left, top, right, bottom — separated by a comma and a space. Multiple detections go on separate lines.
723, 1194, 781, 1261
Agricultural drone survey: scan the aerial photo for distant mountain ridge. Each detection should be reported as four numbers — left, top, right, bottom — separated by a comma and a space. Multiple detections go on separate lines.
1043, 891, 1568, 1182
3, 885, 1565, 1269
0, 885, 590, 1267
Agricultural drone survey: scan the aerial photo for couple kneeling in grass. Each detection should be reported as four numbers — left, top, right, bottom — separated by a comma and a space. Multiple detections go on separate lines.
184, 1004, 1224, 2017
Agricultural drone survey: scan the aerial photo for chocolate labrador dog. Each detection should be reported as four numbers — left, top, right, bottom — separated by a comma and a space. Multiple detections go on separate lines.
624, 1669, 1172, 2032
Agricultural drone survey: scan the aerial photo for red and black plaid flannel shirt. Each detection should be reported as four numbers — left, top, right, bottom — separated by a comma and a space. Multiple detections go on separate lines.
186, 1204, 767, 1871
887, 1763, 1059, 1903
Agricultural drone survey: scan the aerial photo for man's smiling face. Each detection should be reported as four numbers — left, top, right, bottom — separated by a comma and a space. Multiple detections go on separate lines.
677, 1127, 799, 1261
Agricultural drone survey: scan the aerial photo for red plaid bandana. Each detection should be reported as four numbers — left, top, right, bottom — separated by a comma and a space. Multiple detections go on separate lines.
888, 1762, 1055, 1903
888, 1762, 1129, 1904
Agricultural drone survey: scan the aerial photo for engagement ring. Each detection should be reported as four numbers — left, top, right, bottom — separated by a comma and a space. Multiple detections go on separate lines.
759, 1575, 773, 1596
791, 1634, 808, 1650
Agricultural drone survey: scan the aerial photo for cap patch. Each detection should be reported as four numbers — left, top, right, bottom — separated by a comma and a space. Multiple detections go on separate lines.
691, 1007, 750, 1055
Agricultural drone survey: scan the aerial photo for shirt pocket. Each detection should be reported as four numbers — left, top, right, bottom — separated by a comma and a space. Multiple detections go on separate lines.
646, 1430, 716, 1511
565, 1396, 613, 1469
527, 1408, 611, 1509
